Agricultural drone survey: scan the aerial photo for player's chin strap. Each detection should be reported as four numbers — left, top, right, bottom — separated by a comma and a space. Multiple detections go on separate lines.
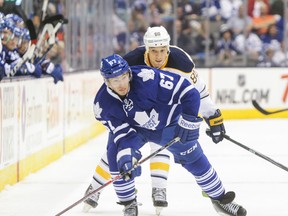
206, 129, 288, 172
54, 137, 181, 216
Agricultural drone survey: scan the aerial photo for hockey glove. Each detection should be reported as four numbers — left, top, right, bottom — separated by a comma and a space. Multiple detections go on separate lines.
0, 63, 13, 77
50, 64, 64, 84
174, 113, 203, 144
205, 109, 226, 144
42, 61, 64, 84
16, 62, 42, 78
117, 148, 142, 181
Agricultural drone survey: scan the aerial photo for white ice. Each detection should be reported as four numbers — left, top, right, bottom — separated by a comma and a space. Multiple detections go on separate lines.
0, 119, 288, 216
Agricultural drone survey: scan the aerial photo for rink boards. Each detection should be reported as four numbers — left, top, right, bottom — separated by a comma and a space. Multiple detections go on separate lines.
0, 73, 106, 191
0, 68, 288, 191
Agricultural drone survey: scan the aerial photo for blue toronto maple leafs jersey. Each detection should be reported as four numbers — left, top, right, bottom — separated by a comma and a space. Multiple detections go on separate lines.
123, 46, 217, 119
94, 65, 200, 150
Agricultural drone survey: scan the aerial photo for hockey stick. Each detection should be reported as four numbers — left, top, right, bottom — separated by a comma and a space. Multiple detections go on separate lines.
54, 137, 180, 216
33, 20, 64, 64
25, 19, 37, 44
39, 14, 68, 30
40, 0, 49, 22
34, 23, 55, 57
252, 100, 288, 115
223, 134, 288, 172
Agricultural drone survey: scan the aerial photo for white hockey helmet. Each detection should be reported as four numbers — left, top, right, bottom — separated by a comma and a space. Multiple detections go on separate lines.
143, 26, 170, 51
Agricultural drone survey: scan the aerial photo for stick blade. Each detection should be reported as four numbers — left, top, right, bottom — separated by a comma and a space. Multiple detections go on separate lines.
252, 100, 270, 115
252, 100, 288, 115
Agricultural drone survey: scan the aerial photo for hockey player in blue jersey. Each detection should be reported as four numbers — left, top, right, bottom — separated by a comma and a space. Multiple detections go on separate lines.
84, 26, 226, 214
93, 54, 246, 216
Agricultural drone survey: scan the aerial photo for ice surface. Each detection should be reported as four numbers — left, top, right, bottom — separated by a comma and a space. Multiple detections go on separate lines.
0, 119, 288, 216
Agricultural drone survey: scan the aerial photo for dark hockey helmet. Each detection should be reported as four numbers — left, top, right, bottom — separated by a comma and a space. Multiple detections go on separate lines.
100, 54, 131, 79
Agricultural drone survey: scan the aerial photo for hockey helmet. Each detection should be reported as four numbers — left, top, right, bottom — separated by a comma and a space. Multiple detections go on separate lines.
5, 13, 24, 27
143, 26, 170, 50
22, 28, 31, 41
100, 54, 131, 79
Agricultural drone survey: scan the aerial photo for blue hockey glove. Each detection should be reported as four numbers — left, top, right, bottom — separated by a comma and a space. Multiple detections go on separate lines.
0, 63, 12, 77
16, 62, 42, 78
174, 114, 203, 144
50, 64, 64, 84
205, 109, 226, 144
32, 63, 42, 78
42, 61, 64, 84
117, 148, 142, 181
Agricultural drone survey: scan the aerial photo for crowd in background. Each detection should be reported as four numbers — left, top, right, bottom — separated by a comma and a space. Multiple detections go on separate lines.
112, 0, 286, 67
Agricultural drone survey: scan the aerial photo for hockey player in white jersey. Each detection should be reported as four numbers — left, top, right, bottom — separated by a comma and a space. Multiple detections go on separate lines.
83, 26, 226, 215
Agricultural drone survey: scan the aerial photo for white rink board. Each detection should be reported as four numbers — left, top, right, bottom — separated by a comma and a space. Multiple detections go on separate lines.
209, 67, 288, 109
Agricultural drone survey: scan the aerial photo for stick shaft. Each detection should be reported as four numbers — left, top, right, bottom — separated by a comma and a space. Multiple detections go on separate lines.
40, 0, 49, 21
54, 137, 180, 216
224, 134, 288, 172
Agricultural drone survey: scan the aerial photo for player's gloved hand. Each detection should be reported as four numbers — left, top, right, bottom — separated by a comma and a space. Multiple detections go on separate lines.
174, 113, 202, 144
16, 62, 42, 78
50, 64, 64, 84
117, 148, 142, 181
205, 109, 226, 144
43, 61, 64, 84
32, 63, 42, 78
3, 63, 13, 77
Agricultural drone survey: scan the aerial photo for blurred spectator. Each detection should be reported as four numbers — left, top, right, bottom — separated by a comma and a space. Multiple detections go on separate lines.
158, 0, 173, 19
113, 12, 128, 56
156, 0, 174, 39
226, 4, 253, 36
214, 24, 240, 66
219, 0, 242, 21
270, 0, 284, 17
258, 44, 286, 67
148, 2, 162, 26
200, 0, 222, 21
175, 18, 194, 55
252, 2, 282, 36
128, 0, 148, 34
190, 20, 215, 66
257, 23, 285, 66
261, 23, 283, 48
177, 0, 200, 21
234, 26, 263, 65
248, 0, 270, 18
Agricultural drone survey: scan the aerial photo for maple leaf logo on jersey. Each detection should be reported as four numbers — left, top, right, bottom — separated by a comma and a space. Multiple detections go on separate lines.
123, 98, 133, 111
134, 109, 159, 130
138, 68, 155, 82
93, 102, 102, 118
